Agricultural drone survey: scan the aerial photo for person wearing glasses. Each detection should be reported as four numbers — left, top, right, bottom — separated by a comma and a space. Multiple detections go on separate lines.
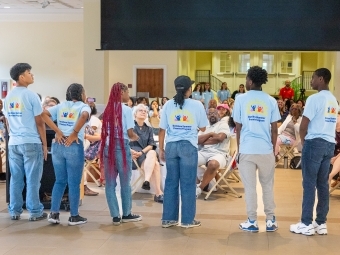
275, 103, 302, 159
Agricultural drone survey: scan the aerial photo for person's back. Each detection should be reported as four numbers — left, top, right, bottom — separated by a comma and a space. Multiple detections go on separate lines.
233, 91, 278, 154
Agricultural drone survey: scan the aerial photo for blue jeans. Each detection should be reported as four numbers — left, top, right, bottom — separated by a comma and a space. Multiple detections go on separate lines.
301, 138, 334, 225
104, 139, 132, 218
51, 141, 84, 216
8, 143, 44, 217
162, 141, 198, 224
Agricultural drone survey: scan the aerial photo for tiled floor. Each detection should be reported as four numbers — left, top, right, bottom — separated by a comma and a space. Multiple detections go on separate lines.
1, 168, 340, 255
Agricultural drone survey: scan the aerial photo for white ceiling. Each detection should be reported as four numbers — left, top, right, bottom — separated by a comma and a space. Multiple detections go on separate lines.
0, 0, 83, 12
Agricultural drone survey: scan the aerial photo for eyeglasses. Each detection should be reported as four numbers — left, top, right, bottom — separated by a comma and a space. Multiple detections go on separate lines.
137, 109, 147, 113
291, 108, 298, 110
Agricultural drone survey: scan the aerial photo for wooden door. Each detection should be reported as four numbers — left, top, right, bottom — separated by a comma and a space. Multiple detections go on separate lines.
137, 69, 163, 98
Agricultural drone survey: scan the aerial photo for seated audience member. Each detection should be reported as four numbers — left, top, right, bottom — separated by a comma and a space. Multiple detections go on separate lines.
149, 100, 161, 135
127, 97, 135, 109
277, 98, 285, 124
160, 97, 169, 109
216, 104, 231, 123
137, 97, 149, 110
275, 104, 302, 158
206, 99, 218, 114
0, 99, 5, 181
224, 98, 235, 110
83, 103, 102, 194
329, 115, 340, 186
42, 98, 58, 110
50, 96, 60, 104
228, 116, 236, 135
296, 99, 305, 114
196, 109, 230, 195
130, 104, 163, 203
231, 84, 246, 100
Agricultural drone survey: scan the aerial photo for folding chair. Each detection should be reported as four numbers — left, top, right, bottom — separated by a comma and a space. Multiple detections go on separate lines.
329, 181, 340, 194
130, 159, 145, 194
228, 136, 241, 182
275, 144, 298, 167
84, 159, 101, 187
204, 150, 242, 200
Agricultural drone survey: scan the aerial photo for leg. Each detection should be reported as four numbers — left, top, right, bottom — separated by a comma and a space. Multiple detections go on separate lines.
199, 153, 226, 190
65, 143, 85, 216
162, 142, 180, 222
8, 145, 25, 217
23, 144, 44, 218
104, 146, 119, 217
301, 139, 321, 226
256, 154, 276, 220
150, 161, 163, 196
238, 154, 258, 221
275, 136, 283, 156
315, 142, 335, 224
143, 150, 157, 182
179, 142, 198, 224
196, 151, 207, 183
51, 143, 68, 213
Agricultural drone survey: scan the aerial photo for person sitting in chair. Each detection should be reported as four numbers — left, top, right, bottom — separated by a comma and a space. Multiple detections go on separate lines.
275, 103, 302, 160
130, 104, 164, 203
196, 108, 230, 196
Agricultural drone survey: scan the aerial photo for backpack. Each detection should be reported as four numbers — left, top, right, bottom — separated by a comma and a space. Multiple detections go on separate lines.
290, 156, 301, 169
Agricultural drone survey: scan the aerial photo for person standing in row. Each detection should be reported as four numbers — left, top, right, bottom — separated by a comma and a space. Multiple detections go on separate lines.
233, 66, 280, 233
202, 82, 214, 110
290, 68, 338, 235
42, 83, 91, 225
4, 63, 48, 221
99, 82, 142, 226
217, 82, 231, 103
159, 75, 208, 228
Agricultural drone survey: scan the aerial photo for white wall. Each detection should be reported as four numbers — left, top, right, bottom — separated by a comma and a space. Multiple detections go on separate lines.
0, 18, 83, 102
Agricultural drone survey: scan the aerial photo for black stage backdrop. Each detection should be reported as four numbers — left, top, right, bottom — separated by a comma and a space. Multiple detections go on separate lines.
100, 0, 340, 51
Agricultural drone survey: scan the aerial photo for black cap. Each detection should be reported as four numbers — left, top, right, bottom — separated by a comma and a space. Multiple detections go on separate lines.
174, 75, 194, 91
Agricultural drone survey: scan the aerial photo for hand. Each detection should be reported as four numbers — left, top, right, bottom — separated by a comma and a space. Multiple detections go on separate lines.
42, 145, 48, 161
130, 149, 139, 160
64, 132, 79, 147
55, 130, 66, 144
130, 134, 139, 142
331, 156, 336, 165
159, 149, 165, 162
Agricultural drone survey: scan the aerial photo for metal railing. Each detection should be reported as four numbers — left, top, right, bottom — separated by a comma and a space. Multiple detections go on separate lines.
210, 75, 223, 92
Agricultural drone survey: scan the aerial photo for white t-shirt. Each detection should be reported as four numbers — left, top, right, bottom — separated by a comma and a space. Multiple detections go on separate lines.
303, 90, 338, 143
198, 120, 230, 155
89, 115, 102, 135
232, 90, 281, 154
160, 98, 209, 148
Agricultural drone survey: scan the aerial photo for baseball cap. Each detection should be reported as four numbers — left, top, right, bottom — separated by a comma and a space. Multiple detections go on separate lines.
216, 104, 230, 110
174, 75, 194, 91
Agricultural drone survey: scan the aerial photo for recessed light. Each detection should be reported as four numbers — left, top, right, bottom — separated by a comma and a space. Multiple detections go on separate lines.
81, 7, 83, 8
4, 6, 11, 8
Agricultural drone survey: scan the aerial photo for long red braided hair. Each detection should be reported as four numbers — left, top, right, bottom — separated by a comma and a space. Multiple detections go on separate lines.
100, 83, 128, 177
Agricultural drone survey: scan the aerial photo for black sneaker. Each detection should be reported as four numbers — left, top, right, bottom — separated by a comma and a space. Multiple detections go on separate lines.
122, 213, 142, 223
29, 212, 48, 221
154, 194, 164, 203
48, 212, 60, 224
112, 217, 121, 226
68, 215, 87, 226
10, 215, 20, 220
142, 181, 150, 190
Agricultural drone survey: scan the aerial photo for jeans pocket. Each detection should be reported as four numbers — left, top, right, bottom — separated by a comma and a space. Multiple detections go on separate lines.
24, 144, 42, 158
310, 145, 323, 163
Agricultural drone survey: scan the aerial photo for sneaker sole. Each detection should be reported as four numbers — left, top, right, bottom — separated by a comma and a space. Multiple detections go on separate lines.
113, 222, 121, 226
239, 226, 259, 233
162, 223, 178, 228
266, 227, 278, 232
48, 218, 60, 224
181, 223, 201, 229
290, 230, 314, 236
122, 217, 142, 223
68, 220, 87, 226
29, 216, 47, 221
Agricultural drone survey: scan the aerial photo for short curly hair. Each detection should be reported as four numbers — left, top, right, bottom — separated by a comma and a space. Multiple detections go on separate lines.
10, 63, 32, 82
247, 66, 268, 87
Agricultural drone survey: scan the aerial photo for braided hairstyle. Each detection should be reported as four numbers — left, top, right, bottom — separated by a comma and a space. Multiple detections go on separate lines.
100, 82, 128, 177
173, 88, 187, 110
66, 83, 84, 101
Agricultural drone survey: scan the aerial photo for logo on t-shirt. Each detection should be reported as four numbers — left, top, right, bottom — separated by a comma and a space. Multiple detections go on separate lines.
170, 109, 194, 130
59, 108, 77, 127
325, 102, 337, 123
6, 97, 23, 117
247, 101, 267, 122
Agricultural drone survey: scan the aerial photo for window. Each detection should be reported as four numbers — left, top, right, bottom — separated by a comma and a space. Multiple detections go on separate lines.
281, 52, 293, 73
262, 53, 275, 73
238, 53, 250, 73
220, 52, 232, 73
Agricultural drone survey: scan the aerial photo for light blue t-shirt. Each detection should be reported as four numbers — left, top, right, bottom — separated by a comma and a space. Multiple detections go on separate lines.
303, 90, 338, 143
203, 91, 214, 109
192, 91, 203, 101
48, 101, 91, 141
3, 87, 42, 145
160, 98, 209, 148
217, 90, 231, 102
232, 90, 281, 154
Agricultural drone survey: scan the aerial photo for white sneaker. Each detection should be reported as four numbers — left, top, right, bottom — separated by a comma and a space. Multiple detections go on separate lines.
196, 185, 202, 198
313, 222, 327, 235
266, 216, 278, 232
239, 218, 259, 233
290, 222, 315, 236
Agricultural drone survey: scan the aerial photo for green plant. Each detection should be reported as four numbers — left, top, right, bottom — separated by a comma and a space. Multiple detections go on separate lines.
290, 79, 301, 102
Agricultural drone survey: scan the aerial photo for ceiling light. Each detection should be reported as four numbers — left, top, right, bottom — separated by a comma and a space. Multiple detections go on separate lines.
4, 6, 11, 8
41, 0, 50, 8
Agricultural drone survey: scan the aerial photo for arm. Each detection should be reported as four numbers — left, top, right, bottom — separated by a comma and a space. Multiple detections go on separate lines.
159, 128, 166, 162
198, 132, 213, 145
270, 121, 278, 154
41, 110, 64, 144
203, 133, 227, 145
34, 115, 48, 160
64, 111, 89, 147
127, 128, 139, 141
299, 116, 310, 147
85, 133, 101, 142
235, 122, 242, 152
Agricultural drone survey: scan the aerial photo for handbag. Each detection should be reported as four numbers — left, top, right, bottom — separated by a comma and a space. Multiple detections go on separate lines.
84, 125, 101, 160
